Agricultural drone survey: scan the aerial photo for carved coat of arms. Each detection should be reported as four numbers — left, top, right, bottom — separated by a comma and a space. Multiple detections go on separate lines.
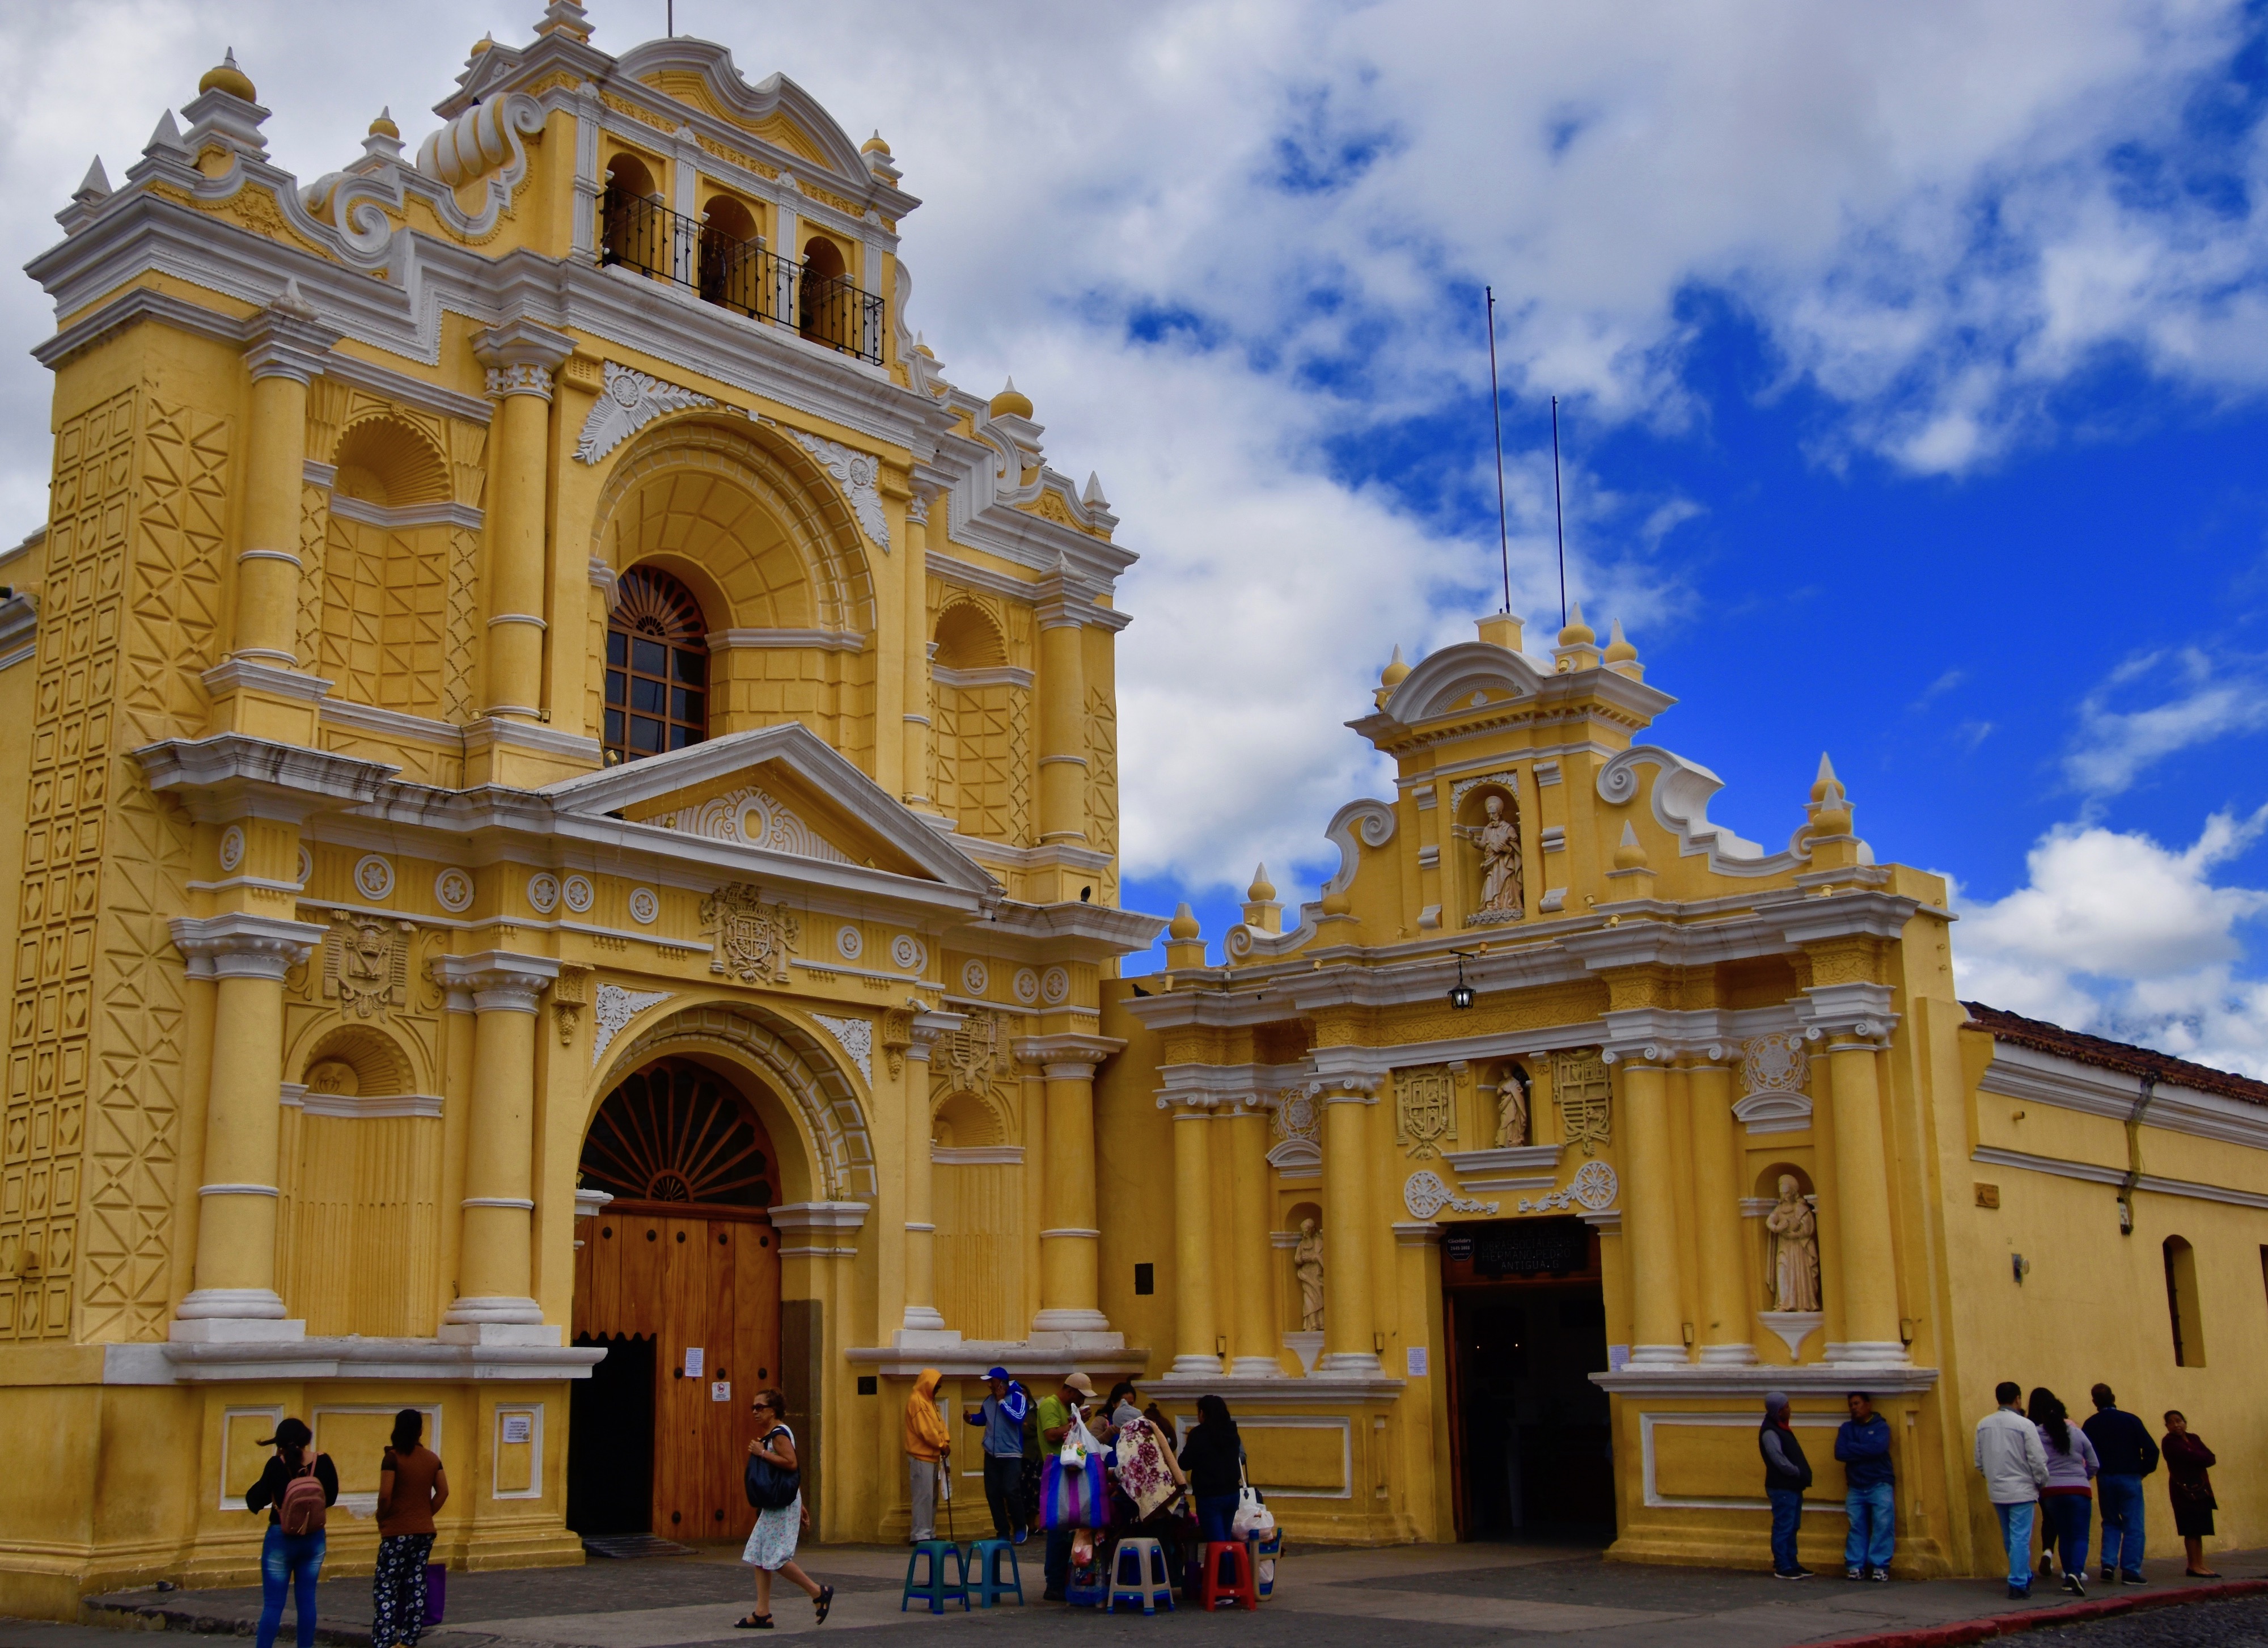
701, 883, 801, 985
1552, 1049, 1613, 1156
323, 911, 411, 1018
1394, 1064, 1457, 1160
940, 1008, 1005, 1093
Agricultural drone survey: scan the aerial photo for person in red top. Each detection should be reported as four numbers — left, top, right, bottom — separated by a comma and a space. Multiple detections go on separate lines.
373, 1409, 449, 1648
2161, 1411, 2220, 1578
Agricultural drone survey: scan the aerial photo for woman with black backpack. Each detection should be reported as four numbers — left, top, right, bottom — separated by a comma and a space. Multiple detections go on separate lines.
738, 1389, 832, 1630
243, 1417, 338, 1648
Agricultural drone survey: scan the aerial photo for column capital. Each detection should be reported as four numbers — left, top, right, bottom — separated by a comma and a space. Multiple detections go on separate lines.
241, 282, 340, 383
473, 318, 576, 400
1013, 1032, 1124, 1077
170, 912, 326, 981
1310, 1072, 1381, 1105
435, 949, 560, 1013
900, 1008, 963, 1063
1797, 981, 1899, 1046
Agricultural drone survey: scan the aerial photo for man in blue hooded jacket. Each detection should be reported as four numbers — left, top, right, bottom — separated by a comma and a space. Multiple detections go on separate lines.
1835, 1392, 1895, 1581
963, 1366, 1030, 1544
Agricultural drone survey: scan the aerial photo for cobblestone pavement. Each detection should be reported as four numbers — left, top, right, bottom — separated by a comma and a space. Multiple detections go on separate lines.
2028, 1595, 2268, 1646
1, 1541, 2258, 1648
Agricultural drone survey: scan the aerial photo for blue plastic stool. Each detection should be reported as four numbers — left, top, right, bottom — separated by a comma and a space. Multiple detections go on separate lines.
900, 1540, 968, 1613
966, 1538, 1024, 1607
1106, 1537, 1175, 1615
1065, 1555, 1107, 1608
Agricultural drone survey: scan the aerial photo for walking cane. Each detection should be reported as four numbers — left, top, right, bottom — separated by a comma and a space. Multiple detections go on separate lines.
942, 1446, 956, 1546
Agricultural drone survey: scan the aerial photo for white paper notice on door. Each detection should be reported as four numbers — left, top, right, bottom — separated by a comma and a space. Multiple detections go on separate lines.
683, 1346, 704, 1378
501, 1414, 532, 1444
711, 1380, 731, 1402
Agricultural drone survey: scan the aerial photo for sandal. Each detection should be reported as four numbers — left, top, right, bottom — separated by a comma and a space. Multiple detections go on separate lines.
734, 1613, 773, 1629
814, 1584, 835, 1623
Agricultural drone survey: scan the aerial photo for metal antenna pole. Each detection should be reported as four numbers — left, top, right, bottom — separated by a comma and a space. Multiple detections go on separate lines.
1551, 396, 1567, 628
1486, 288, 1512, 614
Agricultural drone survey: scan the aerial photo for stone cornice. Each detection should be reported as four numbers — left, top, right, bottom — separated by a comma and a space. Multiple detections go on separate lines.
136, 734, 397, 824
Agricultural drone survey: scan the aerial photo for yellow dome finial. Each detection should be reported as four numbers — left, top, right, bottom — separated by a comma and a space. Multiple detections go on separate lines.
1612, 820, 1649, 871
369, 106, 400, 140
198, 47, 256, 102
862, 129, 892, 156
1380, 644, 1410, 687
470, 31, 496, 55
988, 376, 1034, 420
1603, 618, 1637, 664
1558, 599, 1595, 648
1247, 864, 1276, 903
1167, 902, 1200, 941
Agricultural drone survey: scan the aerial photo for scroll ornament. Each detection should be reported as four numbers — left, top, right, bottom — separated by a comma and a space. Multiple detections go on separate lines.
575, 362, 715, 464
789, 429, 891, 550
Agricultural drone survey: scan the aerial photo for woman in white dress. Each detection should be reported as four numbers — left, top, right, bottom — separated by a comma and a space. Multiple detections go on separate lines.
738, 1390, 832, 1630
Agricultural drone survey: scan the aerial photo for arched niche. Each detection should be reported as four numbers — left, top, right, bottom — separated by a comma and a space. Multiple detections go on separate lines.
1451, 777, 1525, 926
930, 1089, 1007, 1150
319, 416, 458, 720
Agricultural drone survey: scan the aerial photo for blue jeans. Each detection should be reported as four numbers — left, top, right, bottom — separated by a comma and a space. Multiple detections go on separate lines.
257, 1524, 325, 1648
2097, 1474, 2145, 1578
1994, 1502, 2036, 1591
1844, 1480, 1894, 1572
1195, 1492, 1240, 1544
2042, 1494, 2091, 1579
1767, 1486, 1804, 1574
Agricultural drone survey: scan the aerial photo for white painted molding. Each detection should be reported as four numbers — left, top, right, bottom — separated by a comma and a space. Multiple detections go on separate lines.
707, 627, 865, 653
1977, 1039, 2268, 1152
932, 1146, 1025, 1165
1594, 1363, 1939, 1398
299, 1091, 445, 1121
1971, 1144, 2268, 1211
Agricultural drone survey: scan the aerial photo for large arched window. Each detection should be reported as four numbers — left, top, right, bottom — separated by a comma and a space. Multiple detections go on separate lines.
606, 566, 709, 764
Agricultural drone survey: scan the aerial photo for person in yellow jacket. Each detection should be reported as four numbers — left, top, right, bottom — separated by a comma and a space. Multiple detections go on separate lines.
905, 1368, 951, 1544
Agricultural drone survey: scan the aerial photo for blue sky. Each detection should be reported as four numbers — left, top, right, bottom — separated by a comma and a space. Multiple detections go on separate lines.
3, 1, 2265, 1071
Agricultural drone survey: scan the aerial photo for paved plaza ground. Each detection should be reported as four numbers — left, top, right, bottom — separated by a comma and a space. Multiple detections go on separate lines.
0, 1540, 2259, 1648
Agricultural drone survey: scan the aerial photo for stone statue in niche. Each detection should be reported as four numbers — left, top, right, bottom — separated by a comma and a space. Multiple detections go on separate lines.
1454, 792, 1524, 919
1292, 1218, 1326, 1332
1766, 1174, 1822, 1313
1493, 1068, 1530, 1147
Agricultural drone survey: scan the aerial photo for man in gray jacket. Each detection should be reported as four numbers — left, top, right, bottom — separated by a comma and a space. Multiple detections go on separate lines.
1975, 1380, 2050, 1598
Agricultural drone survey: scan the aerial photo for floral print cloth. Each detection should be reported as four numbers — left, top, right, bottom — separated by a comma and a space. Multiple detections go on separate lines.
1111, 1417, 1179, 1520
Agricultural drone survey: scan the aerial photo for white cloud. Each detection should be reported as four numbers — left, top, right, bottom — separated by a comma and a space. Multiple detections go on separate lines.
2062, 648, 2268, 797
1953, 808, 2268, 1076
1, 1, 2264, 897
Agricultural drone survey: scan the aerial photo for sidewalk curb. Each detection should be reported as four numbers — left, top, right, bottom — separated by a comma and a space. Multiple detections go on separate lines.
1807, 1578, 2268, 1648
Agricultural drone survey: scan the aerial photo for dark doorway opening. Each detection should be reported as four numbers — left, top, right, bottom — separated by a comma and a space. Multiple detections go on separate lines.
1444, 1217, 1615, 1541
568, 1332, 656, 1536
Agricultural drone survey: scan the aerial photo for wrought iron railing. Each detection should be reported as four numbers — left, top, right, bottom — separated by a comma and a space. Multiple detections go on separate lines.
599, 185, 883, 366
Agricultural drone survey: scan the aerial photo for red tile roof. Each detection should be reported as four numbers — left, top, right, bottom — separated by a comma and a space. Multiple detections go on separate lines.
1961, 1002, 2268, 1109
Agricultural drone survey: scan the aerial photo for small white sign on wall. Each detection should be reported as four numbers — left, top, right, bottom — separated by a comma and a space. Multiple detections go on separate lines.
1406, 1346, 1428, 1378
1608, 1344, 1631, 1372
712, 1381, 731, 1402
501, 1414, 533, 1445
684, 1347, 704, 1378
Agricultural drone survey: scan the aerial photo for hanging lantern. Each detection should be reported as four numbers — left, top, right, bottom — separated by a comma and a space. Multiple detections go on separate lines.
1448, 953, 1476, 1011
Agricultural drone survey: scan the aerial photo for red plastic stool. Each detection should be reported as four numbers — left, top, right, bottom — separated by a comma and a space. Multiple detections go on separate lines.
1199, 1540, 1258, 1611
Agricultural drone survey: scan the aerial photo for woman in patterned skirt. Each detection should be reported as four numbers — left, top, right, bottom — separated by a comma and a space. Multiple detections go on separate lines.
738, 1391, 833, 1630
372, 1409, 447, 1648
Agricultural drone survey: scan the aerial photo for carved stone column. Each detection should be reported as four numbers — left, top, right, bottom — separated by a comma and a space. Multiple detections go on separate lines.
1167, 1097, 1220, 1374
1227, 1097, 1282, 1375
471, 320, 575, 726
438, 950, 560, 1343
1319, 1075, 1382, 1374
902, 488, 937, 812
1825, 1036, 1904, 1361
1035, 565, 1089, 851
1019, 1033, 1122, 1334
168, 911, 325, 1339
898, 1008, 959, 1336
1685, 1053, 1755, 1365
1614, 1056, 1687, 1367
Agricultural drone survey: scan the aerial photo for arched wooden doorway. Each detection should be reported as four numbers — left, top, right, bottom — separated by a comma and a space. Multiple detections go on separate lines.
569, 1057, 782, 1543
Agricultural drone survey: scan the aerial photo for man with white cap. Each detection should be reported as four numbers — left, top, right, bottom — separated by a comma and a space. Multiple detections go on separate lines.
1760, 1391, 1814, 1578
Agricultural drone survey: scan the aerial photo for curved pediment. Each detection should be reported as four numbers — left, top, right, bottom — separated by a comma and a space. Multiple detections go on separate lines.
612, 40, 872, 185
1382, 641, 1550, 724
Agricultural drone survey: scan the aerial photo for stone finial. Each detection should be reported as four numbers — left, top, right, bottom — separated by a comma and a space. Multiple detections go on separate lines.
1809, 750, 1839, 804
143, 110, 189, 158
1604, 618, 1637, 662
1165, 902, 1207, 970
535, 2, 593, 43
1558, 599, 1596, 648
1082, 471, 1110, 509
1381, 644, 1410, 687
1247, 864, 1276, 902
74, 157, 111, 203
1167, 902, 1200, 941
198, 47, 256, 103
989, 376, 1034, 420
1612, 820, 1650, 871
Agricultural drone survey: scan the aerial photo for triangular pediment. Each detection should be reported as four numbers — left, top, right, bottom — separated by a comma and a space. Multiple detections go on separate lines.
543, 724, 998, 897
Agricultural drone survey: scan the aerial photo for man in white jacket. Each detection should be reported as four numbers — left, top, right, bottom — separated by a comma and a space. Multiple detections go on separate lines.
1975, 1380, 2051, 1598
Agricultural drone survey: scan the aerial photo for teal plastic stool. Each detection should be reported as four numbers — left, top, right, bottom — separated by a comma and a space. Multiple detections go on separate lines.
966, 1538, 1024, 1607
900, 1540, 968, 1613
1106, 1537, 1175, 1615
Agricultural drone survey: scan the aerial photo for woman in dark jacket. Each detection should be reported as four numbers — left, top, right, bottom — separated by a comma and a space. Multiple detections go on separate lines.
2161, 1411, 2220, 1578
244, 1418, 338, 1648
1177, 1395, 1243, 1544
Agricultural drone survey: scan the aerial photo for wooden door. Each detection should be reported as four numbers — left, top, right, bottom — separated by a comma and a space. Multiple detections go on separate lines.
572, 1059, 783, 1543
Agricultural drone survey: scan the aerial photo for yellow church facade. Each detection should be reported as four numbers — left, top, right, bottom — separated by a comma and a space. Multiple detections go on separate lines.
3, 2, 2265, 1616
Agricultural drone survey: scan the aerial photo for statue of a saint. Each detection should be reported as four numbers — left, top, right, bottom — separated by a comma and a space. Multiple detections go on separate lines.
1292, 1218, 1325, 1332
1454, 793, 1523, 915
1765, 1174, 1821, 1313
1493, 1070, 1529, 1148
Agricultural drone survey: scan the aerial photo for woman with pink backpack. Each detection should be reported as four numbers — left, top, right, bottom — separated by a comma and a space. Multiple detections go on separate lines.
243, 1417, 338, 1648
